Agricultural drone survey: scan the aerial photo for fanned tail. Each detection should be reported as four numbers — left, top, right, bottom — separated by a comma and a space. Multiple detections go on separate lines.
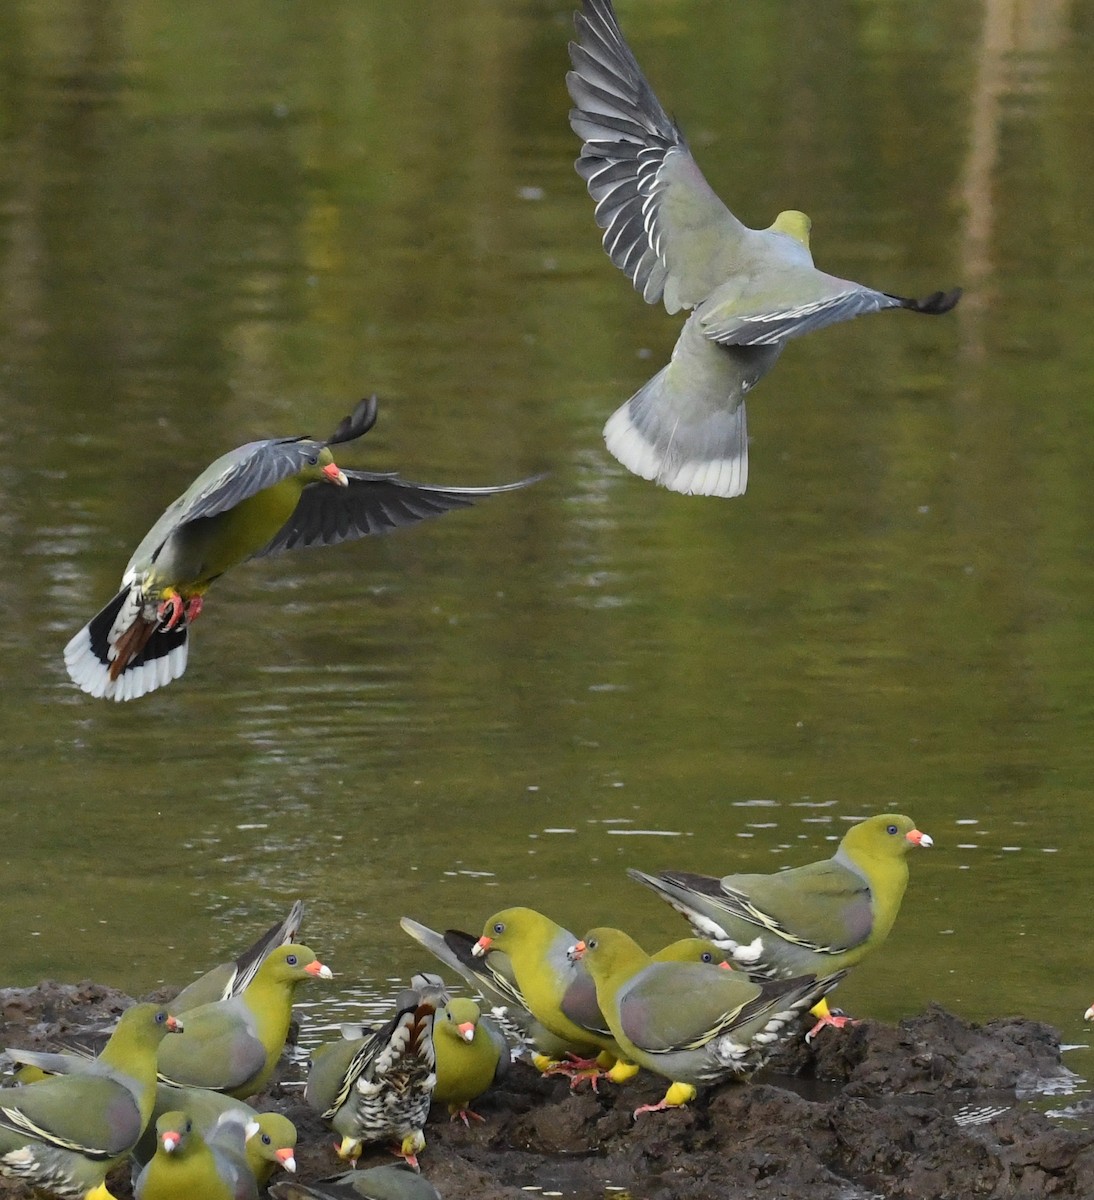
64, 586, 189, 702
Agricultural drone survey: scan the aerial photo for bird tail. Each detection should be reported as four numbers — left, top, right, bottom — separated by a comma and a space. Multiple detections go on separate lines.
603, 363, 750, 499
63, 586, 188, 702
887, 286, 962, 315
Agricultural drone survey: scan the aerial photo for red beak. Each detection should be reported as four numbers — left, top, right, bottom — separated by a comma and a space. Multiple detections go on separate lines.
322, 461, 349, 486
471, 936, 492, 958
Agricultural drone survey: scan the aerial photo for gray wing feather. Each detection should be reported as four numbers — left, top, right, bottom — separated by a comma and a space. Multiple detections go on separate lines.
255, 473, 539, 558
568, 0, 748, 313
703, 285, 902, 346
126, 439, 318, 574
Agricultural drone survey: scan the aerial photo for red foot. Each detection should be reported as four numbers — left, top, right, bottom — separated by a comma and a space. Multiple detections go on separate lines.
633, 1101, 670, 1118
157, 594, 185, 631
392, 1147, 420, 1172
184, 595, 204, 623
451, 1108, 486, 1127
805, 1012, 857, 1043
542, 1053, 602, 1076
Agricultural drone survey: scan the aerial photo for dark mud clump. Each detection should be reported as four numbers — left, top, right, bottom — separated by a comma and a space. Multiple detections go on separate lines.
1, 985, 1092, 1200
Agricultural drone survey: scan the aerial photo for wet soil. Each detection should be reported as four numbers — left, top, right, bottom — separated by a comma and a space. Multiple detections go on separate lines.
1, 983, 1092, 1200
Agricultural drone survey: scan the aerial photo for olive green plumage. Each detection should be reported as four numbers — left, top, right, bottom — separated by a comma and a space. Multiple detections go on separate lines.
133, 1110, 253, 1200
64, 396, 539, 700
576, 927, 841, 1114
156, 944, 331, 1099
628, 814, 932, 983
566, 0, 960, 497
0, 1003, 180, 1200
472, 907, 732, 1082
431, 999, 508, 1123
134, 1085, 296, 1186
270, 1163, 443, 1200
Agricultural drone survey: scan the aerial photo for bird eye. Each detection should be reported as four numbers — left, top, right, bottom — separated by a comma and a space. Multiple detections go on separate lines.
701, 952, 713, 963
307, 453, 318, 465
886, 824, 898, 835
286, 954, 298, 966
261, 1134, 271, 1146
588, 938, 598, 950
493, 923, 504, 935
155, 1011, 166, 1024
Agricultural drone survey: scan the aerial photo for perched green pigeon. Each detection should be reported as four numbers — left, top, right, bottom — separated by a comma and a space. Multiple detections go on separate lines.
430, 998, 509, 1125
470, 907, 732, 1085
0, 1003, 181, 1200
133, 1109, 256, 1200
566, 0, 961, 497
64, 396, 539, 700
575, 927, 841, 1115
270, 1164, 442, 1200
156, 944, 331, 1099
628, 813, 932, 1034
171, 901, 305, 1014
400, 915, 600, 1068
133, 1086, 296, 1186
305, 984, 437, 1169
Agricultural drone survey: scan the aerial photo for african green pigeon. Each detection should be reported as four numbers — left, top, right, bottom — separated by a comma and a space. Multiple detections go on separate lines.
0, 1003, 180, 1199
627, 813, 932, 1034
567, 0, 960, 497
65, 397, 538, 699
575, 927, 841, 1115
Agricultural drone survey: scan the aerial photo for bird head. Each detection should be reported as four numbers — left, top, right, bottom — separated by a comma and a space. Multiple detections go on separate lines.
770, 209, 812, 248
475, 906, 549, 958
843, 814, 933, 862
438, 998, 481, 1042
157, 1112, 192, 1154
256, 944, 333, 988
573, 927, 648, 983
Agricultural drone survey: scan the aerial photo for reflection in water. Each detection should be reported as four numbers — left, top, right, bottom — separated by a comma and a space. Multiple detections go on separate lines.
0, 0, 1091, 1103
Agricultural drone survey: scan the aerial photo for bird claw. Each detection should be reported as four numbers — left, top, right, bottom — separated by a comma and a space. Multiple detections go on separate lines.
157, 593, 186, 631
805, 1011, 857, 1043
393, 1148, 420, 1173
451, 1109, 486, 1126
567, 1067, 602, 1092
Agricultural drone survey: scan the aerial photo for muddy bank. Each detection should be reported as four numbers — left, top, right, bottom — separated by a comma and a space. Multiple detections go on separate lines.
1, 984, 1092, 1200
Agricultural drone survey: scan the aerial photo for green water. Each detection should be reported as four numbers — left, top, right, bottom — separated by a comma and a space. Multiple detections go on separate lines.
0, 0, 1091, 1097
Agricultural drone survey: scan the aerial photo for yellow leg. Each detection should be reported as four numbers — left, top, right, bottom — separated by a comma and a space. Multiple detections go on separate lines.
809, 997, 832, 1020
336, 1135, 362, 1162
531, 1052, 560, 1072
85, 1185, 120, 1200
633, 1079, 696, 1118
605, 1058, 640, 1085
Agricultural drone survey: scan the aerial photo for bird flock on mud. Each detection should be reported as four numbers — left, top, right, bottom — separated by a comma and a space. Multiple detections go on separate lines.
7, 0, 1041, 1198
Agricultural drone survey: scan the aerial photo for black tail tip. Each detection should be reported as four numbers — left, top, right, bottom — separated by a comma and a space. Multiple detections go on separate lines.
908, 286, 963, 315
327, 395, 379, 447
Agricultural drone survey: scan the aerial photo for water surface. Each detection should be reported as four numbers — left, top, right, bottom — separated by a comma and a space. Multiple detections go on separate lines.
0, 0, 1091, 1100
